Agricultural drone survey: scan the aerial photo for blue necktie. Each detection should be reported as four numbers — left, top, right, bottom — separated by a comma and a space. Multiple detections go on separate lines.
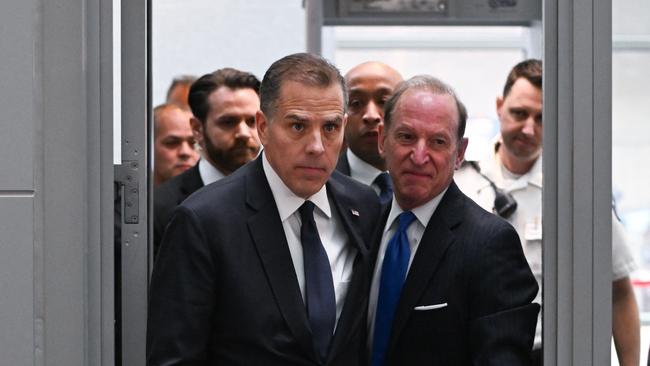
371, 211, 417, 366
373, 172, 393, 205
299, 201, 336, 363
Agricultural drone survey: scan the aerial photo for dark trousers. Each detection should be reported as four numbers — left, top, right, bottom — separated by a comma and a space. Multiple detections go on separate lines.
531, 348, 542, 366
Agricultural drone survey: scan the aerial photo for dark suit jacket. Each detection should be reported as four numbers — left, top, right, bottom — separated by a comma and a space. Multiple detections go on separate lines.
147, 157, 381, 366
335, 151, 351, 176
374, 182, 539, 365
153, 163, 204, 256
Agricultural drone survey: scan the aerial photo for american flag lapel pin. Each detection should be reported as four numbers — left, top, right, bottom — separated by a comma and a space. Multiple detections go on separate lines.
351, 209, 360, 217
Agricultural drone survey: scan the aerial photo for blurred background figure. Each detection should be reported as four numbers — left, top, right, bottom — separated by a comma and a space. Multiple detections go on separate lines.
152, 103, 199, 186
166, 75, 197, 111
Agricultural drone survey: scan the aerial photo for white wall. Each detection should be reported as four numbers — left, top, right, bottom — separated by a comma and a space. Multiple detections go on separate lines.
152, 0, 306, 107
331, 26, 526, 121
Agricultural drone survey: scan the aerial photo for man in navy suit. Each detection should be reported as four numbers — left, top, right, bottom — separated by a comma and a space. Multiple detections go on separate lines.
367, 75, 539, 365
147, 53, 381, 365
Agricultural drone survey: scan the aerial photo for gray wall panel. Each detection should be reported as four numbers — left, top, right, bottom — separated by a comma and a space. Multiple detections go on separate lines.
42, 0, 86, 365
544, 0, 613, 364
0, 198, 34, 365
119, 0, 149, 363
1, 0, 113, 364
0, 1, 34, 190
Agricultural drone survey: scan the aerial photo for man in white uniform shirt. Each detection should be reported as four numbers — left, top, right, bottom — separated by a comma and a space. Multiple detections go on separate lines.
147, 53, 381, 366
455, 58, 639, 366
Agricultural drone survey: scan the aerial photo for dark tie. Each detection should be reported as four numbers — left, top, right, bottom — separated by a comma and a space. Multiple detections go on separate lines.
371, 211, 417, 366
299, 201, 336, 363
373, 172, 393, 205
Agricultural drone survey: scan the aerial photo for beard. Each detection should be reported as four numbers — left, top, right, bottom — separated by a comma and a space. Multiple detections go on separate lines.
203, 130, 260, 175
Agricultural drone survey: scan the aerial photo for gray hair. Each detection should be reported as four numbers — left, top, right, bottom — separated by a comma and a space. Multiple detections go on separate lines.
383, 75, 467, 140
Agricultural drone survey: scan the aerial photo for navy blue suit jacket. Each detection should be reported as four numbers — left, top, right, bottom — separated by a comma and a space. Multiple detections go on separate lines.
335, 151, 352, 176
373, 182, 539, 365
147, 157, 381, 365
153, 163, 204, 256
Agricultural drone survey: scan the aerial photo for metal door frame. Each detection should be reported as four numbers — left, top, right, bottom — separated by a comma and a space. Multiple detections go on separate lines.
110, 0, 614, 364
114, 0, 150, 364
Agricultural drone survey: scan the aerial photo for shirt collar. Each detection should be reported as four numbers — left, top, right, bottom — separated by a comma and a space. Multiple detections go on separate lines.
262, 151, 331, 221
526, 154, 543, 188
198, 157, 226, 185
384, 187, 449, 234
479, 136, 543, 189
347, 149, 385, 186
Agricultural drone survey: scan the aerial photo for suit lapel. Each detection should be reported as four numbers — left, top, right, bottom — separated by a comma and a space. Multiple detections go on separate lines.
179, 164, 204, 200
245, 158, 316, 361
327, 174, 368, 255
335, 150, 352, 176
387, 183, 465, 353
325, 174, 370, 360
368, 204, 392, 275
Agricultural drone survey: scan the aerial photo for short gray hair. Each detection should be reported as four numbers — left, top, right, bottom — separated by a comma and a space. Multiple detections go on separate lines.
383, 75, 467, 140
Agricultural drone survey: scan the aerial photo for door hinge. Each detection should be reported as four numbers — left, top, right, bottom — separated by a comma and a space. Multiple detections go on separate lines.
115, 161, 140, 224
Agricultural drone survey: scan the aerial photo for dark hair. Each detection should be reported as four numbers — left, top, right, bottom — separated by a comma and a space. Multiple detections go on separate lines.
188, 68, 261, 123
383, 75, 468, 141
502, 59, 542, 97
259, 53, 347, 118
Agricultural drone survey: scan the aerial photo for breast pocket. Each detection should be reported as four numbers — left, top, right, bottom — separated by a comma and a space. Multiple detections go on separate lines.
408, 303, 460, 337
414, 302, 448, 311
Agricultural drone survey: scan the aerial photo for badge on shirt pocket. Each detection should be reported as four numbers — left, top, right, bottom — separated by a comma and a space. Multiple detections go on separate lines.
524, 217, 542, 241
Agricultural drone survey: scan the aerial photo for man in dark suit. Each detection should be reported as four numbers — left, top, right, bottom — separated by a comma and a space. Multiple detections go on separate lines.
336, 62, 402, 205
153, 68, 262, 255
147, 53, 381, 365
367, 75, 539, 366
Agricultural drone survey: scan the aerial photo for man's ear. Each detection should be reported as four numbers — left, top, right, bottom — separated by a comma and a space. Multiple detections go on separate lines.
455, 137, 469, 170
190, 117, 204, 146
378, 123, 386, 157
496, 95, 504, 118
256, 110, 268, 145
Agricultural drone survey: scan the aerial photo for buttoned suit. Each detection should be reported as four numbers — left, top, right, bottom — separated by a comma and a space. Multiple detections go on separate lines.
373, 182, 539, 365
147, 156, 381, 365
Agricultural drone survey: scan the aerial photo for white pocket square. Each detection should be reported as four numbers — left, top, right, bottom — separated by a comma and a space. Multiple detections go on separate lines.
414, 303, 448, 311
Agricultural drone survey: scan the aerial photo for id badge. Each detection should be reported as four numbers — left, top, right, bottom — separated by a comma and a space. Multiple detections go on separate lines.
524, 217, 542, 241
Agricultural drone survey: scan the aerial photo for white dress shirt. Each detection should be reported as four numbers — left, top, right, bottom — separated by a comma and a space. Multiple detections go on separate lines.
366, 188, 448, 347
262, 152, 356, 325
198, 157, 225, 185
347, 149, 386, 196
